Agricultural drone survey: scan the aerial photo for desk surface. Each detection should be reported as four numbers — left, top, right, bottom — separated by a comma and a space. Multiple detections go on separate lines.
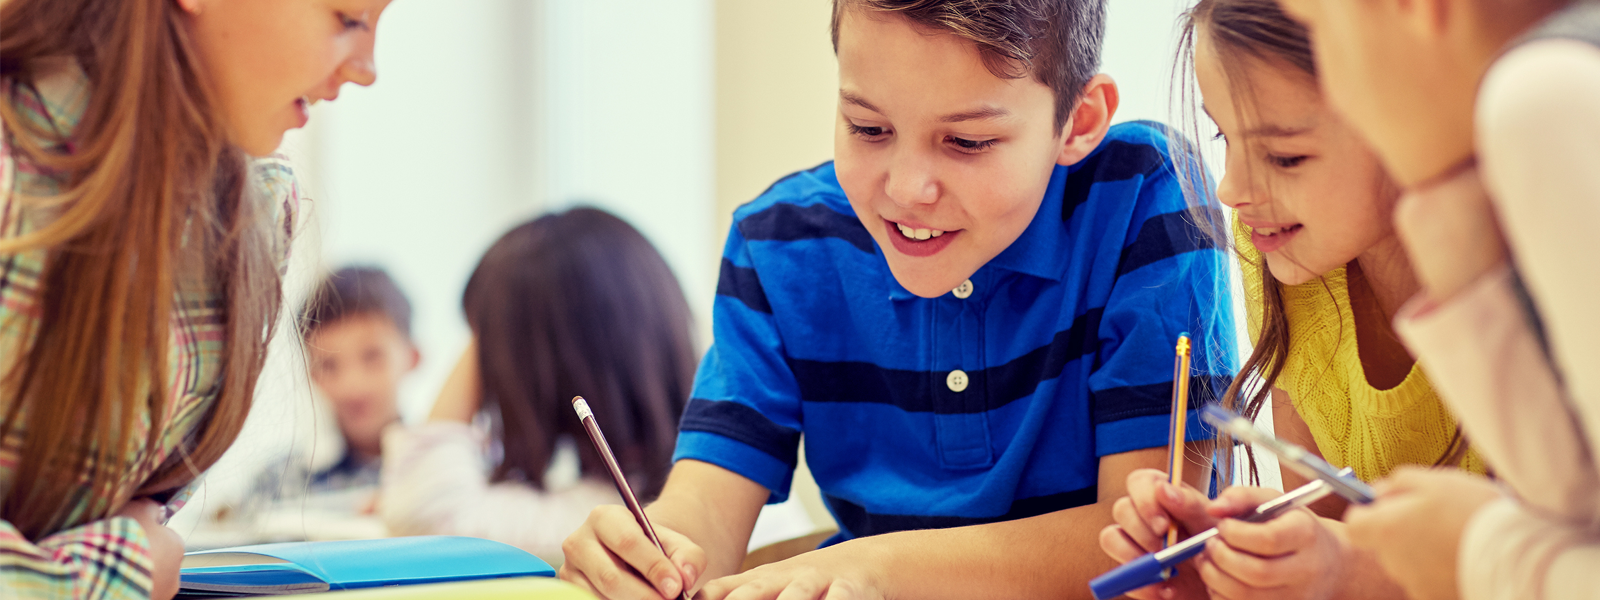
299, 577, 594, 599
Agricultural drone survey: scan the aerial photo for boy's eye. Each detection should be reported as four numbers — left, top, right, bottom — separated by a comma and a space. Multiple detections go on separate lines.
1269, 154, 1309, 169
847, 123, 888, 139
1212, 130, 1227, 144
947, 136, 997, 153
337, 12, 371, 32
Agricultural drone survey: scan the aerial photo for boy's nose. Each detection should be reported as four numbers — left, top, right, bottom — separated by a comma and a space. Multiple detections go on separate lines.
884, 150, 938, 207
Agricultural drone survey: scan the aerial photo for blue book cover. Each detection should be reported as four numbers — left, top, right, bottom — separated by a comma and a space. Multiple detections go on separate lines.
178, 536, 555, 597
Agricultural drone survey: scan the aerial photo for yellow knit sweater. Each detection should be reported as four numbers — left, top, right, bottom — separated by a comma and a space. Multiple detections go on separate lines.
1235, 218, 1484, 482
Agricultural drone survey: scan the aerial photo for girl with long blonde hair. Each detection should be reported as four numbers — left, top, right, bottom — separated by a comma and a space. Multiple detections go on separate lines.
0, 1, 389, 598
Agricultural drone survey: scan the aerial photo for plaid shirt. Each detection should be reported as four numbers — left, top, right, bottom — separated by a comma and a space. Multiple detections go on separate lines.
0, 64, 299, 599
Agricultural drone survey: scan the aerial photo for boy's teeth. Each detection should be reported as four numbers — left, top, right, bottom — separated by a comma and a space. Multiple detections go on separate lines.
895, 223, 945, 241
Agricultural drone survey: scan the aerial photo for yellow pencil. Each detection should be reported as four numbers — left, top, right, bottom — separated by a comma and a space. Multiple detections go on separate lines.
1166, 333, 1193, 547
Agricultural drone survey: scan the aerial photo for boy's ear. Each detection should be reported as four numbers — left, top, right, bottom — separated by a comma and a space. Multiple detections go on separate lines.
405, 344, 421, 372
1056, 74, 1120, 166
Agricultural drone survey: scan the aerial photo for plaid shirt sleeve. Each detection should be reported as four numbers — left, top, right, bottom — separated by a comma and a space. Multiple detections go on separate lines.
1, 516, 156, 600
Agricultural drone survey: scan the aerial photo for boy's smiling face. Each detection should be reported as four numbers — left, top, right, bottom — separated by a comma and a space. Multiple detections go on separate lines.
833, 8, 1080, 298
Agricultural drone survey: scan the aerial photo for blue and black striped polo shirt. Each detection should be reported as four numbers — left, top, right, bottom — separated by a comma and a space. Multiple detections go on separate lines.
674, 121, 1236, 543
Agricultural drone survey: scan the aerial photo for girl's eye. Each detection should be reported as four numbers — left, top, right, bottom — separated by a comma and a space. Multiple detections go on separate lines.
847, 123, 888, 139
1212, 130, 1227, 143
1269, 154, 1309, 168
337, 12, 371, 32
947, 136, 997, 153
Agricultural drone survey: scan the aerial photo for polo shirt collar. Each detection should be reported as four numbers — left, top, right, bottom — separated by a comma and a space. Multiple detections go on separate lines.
885, 163, 1071, 300
986, 163, 1071, 281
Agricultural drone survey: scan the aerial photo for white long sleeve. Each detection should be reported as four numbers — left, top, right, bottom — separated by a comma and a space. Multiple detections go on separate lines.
379, 422, 619, 563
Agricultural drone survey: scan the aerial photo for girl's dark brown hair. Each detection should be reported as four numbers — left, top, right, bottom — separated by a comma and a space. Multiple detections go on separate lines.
1, 0, 280, 539
1177, 0, 1468, 486
464, 207, 695, 499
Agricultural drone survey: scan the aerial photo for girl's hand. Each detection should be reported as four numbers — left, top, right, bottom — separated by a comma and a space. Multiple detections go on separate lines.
116, 499, 184, 600
696, 540, 883, 600
1193, 487, 1346, 600
1098, 468, 1217, 600
1344, 467, 1500, 600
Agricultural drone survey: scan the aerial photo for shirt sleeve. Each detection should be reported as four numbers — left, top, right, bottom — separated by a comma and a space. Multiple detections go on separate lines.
1395, 265, 1600, 524
1, 516, 156, 600
1458, 497, 1600, 600
1087, 149, 1237, 457
1476, 39, 1600, 503
671, 224, 805, 503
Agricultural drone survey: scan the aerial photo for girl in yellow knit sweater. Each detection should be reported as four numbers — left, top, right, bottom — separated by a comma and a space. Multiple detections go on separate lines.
1099, 1, 1486, 599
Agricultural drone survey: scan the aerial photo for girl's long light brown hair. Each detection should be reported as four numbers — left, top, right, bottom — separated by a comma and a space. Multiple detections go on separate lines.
0, 0, 280, 539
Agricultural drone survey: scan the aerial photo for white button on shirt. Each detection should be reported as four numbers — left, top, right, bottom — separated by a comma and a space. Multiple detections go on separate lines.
947, 369, 969, 393
953, 279, 974, 299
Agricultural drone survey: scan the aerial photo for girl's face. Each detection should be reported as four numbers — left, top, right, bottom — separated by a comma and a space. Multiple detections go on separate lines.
1195, 27, 1398, 286
183, 0, 391, 157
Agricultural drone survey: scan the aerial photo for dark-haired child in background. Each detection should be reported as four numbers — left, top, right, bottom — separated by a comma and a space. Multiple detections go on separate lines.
378, 208, 818, 564
216, 266, 419, 531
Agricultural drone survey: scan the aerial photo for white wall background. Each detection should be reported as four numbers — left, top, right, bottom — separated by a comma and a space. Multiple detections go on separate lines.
175, 0, 1276, 536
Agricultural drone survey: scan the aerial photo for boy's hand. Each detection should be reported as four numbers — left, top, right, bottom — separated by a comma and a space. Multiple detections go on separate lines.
696, 541, 883, 600
116, 498, 184, 600
1098, 468, 1216, 600
559, 504, 706, 600
1344, 468, 1500, 600
1193, 487, 1346, 600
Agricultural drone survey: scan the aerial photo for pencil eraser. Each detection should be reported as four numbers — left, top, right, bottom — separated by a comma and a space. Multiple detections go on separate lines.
1179, 331, 1191, 339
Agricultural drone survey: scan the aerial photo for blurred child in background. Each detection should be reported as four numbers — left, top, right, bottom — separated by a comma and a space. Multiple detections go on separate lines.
380, 207, 700, 562
222, 266, 417, 527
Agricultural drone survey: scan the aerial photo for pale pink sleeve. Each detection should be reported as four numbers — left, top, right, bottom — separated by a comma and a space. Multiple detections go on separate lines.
1457, 498, 1600, 600
1396, 268, 1600, 522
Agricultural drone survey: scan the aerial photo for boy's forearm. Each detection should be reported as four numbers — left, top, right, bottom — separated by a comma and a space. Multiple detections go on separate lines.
836, 500, 1120, 600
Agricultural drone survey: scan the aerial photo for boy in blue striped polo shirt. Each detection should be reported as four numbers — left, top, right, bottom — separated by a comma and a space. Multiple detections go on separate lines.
560, 1, 1235, 598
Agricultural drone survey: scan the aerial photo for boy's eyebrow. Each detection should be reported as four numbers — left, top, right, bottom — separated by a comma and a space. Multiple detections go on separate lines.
841, 91, 884, 114
1201, 103, 1314, 139
938, 106, 1011, 123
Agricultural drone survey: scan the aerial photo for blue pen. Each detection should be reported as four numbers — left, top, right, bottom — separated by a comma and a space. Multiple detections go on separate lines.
1089, 475, 1342, 600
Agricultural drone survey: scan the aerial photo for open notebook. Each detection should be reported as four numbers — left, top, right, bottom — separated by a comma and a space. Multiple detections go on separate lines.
177, 536, 555, 597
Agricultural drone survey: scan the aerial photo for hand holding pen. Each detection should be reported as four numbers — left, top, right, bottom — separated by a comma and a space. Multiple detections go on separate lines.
1097, 406, 1377, 599
563, 396, 698, 600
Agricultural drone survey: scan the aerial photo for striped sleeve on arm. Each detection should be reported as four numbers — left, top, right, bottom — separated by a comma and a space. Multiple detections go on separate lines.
673, 222, 805, 504
1, 517, 155, 600
1087, 131, 1236, 457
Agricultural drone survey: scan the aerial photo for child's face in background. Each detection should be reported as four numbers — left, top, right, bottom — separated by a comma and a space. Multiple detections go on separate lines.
833, 8, 1073, 298
1196, 28, 1399, 286
182, 0, 391, 156
307, 313, 417, 456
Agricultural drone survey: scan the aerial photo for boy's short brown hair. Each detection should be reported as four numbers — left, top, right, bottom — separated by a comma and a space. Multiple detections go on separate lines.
831, 0, 1107, 129
298, 266, 413, 341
